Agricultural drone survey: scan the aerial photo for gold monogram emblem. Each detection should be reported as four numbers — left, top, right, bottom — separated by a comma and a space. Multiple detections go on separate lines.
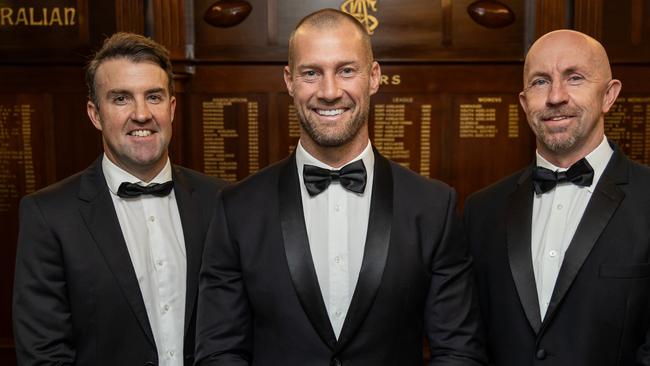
340, 0, 379, 35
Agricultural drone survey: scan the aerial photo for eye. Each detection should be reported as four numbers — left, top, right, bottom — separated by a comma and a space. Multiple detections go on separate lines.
531, 78, 549, 87
112, 95, 129, 105
340, 67, 356, 77
147, 94, 163, 104
567, 74, 585, 85
299, 70, 320, 82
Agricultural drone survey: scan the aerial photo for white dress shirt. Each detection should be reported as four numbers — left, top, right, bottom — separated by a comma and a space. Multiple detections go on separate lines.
531, 137, 613, 319
295, 140, 375, 338
103, 155, 186, 366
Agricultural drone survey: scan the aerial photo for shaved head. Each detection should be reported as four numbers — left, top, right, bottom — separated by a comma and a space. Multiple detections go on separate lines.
288, 8, 373, 71
524, 30, 612, 87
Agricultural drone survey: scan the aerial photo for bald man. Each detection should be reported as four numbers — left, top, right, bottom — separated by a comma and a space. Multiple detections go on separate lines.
195, 8, 486, 366
464, 29, 650, 365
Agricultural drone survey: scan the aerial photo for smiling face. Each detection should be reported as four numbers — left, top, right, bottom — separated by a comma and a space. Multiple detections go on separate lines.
87, 58, 176, 181
284, 19, 380, 160
519, 30, 621, 166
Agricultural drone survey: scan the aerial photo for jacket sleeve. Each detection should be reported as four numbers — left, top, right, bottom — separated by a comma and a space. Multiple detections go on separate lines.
13, 195, 75, 366
195, 193, 252, 366
425, 189, 488, 366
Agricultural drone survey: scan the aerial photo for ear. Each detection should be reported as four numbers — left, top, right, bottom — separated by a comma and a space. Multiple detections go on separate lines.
369, 61, 381, 96
518, 90, 529, 115
169, 95, 176, 123
87, 100, 103, 131
283, 66, 294, 97
601, 79, 622, 114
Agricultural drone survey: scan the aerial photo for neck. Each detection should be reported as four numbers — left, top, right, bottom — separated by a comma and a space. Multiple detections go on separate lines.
300, 132, 369, 168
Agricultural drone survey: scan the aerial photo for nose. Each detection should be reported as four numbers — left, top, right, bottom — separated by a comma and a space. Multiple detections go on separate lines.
131, 97, 152, 122
316, 72, 343, 102
546, 80, 569, 107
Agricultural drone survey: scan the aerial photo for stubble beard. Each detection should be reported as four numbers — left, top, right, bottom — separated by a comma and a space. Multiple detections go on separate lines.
299, 105, 368, 148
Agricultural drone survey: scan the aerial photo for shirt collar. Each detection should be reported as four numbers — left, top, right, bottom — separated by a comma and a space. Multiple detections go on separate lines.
102, 154, 173, 196
535, 136, 613, 193
295, 139, 375, 178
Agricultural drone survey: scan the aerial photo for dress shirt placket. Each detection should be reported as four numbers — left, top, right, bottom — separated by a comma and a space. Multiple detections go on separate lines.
329, 183, 350, 337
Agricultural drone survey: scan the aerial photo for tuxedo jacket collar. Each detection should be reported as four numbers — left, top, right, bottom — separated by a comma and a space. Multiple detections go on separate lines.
77, 157, 203, 348
507, 143, 628, 335
279, 147, 393, 351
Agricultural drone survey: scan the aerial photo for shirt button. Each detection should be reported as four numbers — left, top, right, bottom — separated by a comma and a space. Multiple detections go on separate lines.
556, 204, 563, 210
335, 204, 341, 212
149, 215, 155, 222
156, 260, 164, 267
334, 256, 341, 264
549, 250, 558, 257
162, 304, 170, 313
168, 350, 175, 358
334, 310, 342, 318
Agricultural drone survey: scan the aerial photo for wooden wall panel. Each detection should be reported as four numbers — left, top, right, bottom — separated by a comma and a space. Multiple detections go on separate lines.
194, 0, 525, 61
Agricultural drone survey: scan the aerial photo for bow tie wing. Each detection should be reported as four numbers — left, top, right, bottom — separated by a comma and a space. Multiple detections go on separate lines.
303, 165, 333, 196
338, 160, 367, 194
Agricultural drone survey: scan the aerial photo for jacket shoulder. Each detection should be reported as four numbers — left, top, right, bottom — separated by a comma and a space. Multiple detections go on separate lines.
465, 166, 529, 209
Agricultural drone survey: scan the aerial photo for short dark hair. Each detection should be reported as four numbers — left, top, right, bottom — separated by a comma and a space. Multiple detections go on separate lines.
86, 32, 174, 107
288, 8, 373, 71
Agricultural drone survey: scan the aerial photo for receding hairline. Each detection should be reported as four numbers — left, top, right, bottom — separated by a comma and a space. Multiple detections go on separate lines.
523, 29, 612, 84
287, 8, 373, 70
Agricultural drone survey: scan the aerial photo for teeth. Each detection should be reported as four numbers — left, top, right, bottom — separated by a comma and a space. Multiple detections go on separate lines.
130, 130, 152, 137
316, 109, 345, 116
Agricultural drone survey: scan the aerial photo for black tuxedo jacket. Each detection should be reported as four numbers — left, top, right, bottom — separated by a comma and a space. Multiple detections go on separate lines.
196, 150, 486, 366
464, 146, 650, 366
13, 157, 226, 366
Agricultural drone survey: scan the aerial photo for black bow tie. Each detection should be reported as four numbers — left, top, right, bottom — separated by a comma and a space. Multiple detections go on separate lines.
117, 181, 174, 198
532, 158, 594, 194
303, 160, 367, 196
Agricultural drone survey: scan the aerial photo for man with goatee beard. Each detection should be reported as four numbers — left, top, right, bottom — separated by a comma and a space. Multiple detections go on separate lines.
464, 29, 650, 365
195, 8, 486, 366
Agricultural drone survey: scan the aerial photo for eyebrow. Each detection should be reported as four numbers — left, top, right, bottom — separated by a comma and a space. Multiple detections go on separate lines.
297, 61, 360, 70
106, 87, 166, 96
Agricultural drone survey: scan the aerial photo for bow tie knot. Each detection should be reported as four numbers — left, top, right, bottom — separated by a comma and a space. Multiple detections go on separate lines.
303, 159, 367, 196
532, 158, 594, 194
117, 181, 174, 198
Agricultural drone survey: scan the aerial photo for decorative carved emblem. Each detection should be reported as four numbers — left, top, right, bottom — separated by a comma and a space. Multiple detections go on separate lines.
340, 0, 379, 35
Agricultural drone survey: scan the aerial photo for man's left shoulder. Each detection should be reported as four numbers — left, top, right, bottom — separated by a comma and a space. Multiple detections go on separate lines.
172, 165, 229, 193
389, 160, 453, 196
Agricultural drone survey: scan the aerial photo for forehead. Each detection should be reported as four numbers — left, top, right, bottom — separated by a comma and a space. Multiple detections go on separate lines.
524, 36, 597, 78
95, 58, 169, 91
292, 22, 367, 66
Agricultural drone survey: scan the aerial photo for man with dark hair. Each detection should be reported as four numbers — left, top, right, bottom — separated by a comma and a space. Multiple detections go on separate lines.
13, 32, 226, 366
464, 30, 650, 365
195, 9, 486, 365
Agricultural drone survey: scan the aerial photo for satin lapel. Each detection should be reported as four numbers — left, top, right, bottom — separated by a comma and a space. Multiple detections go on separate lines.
171, 166, 202, 337
279, 155, 337, 349
506, 166, 542, 334
335, 150, 393, 351
542, 150, 627, 329
78, 158, 156, 348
